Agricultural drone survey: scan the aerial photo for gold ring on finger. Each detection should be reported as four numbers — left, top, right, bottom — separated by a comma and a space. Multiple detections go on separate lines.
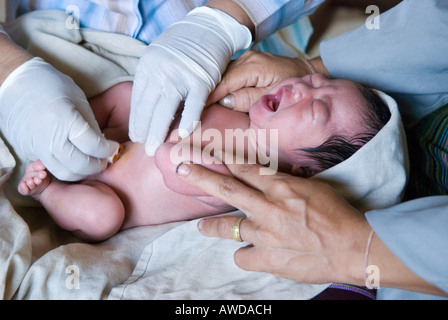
231, 217, 245, 242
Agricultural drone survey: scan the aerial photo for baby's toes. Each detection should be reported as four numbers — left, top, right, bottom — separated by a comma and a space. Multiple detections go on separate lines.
33, 176, 42, 186
26, 178, 37, 190
31, 160, 46, 172
18, 181, 31, 195
32, 170, 47, 184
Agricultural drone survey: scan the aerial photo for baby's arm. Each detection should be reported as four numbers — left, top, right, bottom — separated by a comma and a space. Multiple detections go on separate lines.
89, 82, 133, 143
154, 142, 233, 210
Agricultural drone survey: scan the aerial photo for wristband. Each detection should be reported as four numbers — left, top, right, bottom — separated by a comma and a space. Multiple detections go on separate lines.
297, 57, 316, 74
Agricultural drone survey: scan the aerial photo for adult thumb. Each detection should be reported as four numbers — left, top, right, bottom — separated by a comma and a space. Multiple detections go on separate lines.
218, 87, 271, 112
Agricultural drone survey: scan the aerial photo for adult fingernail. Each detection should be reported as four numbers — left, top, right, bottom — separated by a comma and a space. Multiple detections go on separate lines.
176, 162, 191, 176
197, 219, 204, 231
219, 94, 235, 109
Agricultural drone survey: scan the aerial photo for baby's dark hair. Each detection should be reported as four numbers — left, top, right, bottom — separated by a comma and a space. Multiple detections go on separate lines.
296, 84, 391, 177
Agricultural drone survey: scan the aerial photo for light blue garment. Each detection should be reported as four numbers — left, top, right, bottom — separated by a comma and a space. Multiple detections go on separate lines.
320, 0, 448, 126
321, 0, 448, 300
366, 197, 448, 300
16, 0, 323, 55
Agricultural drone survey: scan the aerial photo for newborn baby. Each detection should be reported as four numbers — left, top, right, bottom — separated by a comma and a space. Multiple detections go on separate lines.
18, 74, 390, 242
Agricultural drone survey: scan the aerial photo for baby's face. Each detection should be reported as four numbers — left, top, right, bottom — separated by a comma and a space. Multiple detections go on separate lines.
249, 74, 369, 166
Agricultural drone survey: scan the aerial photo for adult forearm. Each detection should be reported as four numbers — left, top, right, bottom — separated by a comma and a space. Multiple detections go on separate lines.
318, 214, 446, 297
0, 33, 32, 85
367, 230, 448, 297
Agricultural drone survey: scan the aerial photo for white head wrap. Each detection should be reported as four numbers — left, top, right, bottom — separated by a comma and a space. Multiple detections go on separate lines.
314, 90, 409, 212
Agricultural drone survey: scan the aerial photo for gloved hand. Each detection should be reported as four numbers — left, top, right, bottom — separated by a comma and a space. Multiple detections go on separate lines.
129, 6, 252, 155
0, 57, 120, 181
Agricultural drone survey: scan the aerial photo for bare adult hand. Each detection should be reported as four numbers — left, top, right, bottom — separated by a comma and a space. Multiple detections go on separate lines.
175, 161, 371, 286
207, 51, 327, 112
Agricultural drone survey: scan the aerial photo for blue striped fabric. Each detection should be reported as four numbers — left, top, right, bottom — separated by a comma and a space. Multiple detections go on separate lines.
15, 0, 321, 55
17, 0, 142, 38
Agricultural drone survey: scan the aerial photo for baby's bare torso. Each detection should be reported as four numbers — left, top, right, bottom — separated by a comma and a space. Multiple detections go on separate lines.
91, 142, 217, 228
90, 105, 249, 229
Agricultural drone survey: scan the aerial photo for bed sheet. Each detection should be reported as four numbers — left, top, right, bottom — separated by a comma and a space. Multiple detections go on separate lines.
3, 198, 330, 299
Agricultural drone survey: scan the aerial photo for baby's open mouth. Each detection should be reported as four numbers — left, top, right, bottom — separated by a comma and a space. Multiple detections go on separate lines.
267, 96, 280, 112
265, 91, 282, 112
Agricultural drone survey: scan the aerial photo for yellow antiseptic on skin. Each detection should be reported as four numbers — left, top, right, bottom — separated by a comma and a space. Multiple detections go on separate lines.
108, 145, 124, 164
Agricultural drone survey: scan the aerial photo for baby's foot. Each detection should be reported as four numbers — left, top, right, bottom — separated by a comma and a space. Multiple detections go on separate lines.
18, 160, 51, 198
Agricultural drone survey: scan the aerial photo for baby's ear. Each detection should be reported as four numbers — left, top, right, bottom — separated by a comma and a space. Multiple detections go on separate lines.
291, 165, 317, 178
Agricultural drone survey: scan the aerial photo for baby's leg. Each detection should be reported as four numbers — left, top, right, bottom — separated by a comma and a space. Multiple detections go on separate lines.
18, 161, 125, 242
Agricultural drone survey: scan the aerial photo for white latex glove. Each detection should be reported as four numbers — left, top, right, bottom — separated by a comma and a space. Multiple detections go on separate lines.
0, 57, 120, 181
130, 6, 252, 155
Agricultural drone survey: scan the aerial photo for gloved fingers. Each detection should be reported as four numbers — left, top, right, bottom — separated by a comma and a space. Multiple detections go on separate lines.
178, 88, 209, 137
52, 137, 108, 179
129, 76, 161, 143
68, 110, 120, 159
39, 151, 87, 182
72, 93, 104, 135
145, 91, 183, 156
